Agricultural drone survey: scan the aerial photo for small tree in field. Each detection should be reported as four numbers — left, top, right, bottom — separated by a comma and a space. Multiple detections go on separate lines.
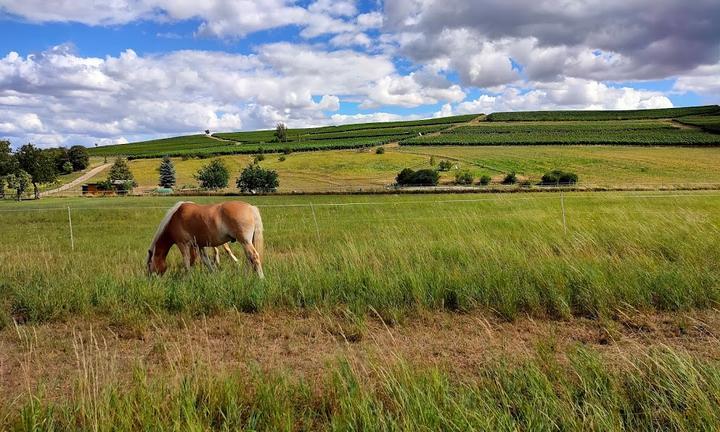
237, 163, 279, 193
454, 170, 473, 185
16, 144, 57, 199
158, 156, 176, 188
7, 170, 31, 201
195, 159, 229, 189
108, 157, 137, 187
274, 122, 288, 143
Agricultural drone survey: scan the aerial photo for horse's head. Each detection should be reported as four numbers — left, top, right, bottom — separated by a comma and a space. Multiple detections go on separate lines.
147, 248, 167, 275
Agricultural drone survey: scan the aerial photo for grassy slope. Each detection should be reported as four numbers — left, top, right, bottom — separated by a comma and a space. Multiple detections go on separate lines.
1, 191, 719, 323
81, 145, 720, 191
675, 115, 720, 133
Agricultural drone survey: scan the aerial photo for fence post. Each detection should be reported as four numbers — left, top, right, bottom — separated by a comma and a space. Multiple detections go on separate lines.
560, 190, 567, 235
67, 206, 75, 250
310, 203, 321, 242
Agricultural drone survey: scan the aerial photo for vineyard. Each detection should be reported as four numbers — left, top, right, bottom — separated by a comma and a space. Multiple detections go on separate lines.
485, 105, 720, 121
88, 114, 478, 159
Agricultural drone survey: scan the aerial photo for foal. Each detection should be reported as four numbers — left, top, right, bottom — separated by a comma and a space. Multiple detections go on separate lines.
147, 201, 264, 278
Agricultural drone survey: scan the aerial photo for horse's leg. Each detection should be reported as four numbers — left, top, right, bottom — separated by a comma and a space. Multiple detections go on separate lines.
240, 240, 264, 279
179, 243, 193, 270
199, 248, 216, 272
223, 243, 240, 263
214, 247, 221, 266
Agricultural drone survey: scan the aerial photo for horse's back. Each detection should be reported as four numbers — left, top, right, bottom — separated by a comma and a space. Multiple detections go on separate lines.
171, 201, 259, 246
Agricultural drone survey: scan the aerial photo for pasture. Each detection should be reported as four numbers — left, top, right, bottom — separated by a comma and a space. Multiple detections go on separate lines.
2, 191, 720, 430
2, 191, 719, 323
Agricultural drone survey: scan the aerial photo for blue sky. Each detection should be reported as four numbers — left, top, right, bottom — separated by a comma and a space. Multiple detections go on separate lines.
0, 0, 718, 147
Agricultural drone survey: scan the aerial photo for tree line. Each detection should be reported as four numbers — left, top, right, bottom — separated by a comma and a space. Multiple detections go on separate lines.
0, 141, 89, 200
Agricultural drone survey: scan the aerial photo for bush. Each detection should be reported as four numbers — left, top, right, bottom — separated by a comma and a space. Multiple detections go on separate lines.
479, 175, 491, 185
437, 160, 453, 171
61, 161, 73, 174
454, 170, 473, 185
375, 147, 385, 154
540, 169, 579, 185
520, 179, 533, 188
283, 147, 292, 155
253, 154, 265, 163
195, 159, 229, 189
396, 168, 440, 186
502, 171, 517, 185
237, 164, 279, 193
278, 156, 286, 162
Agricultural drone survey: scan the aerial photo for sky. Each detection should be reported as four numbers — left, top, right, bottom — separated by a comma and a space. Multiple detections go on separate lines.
0, 0, 719, 148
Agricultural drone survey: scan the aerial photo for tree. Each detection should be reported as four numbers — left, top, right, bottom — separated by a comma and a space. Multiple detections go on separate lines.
274, 122, 288, 142
195, 159, 229, 189
502, 171, 517, 185
396, 168, 439, 186
454, 170, 473, 185
237, 163, 279, 193
108, 157, 136, 185
158, 156, 176, 188
16, 144, 57, 199
0, 140, 17, 177
68, 145, 89, 170
6, 170, 31, 201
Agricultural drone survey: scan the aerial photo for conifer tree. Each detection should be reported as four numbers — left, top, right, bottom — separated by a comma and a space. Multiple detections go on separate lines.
158, 156, 176, 188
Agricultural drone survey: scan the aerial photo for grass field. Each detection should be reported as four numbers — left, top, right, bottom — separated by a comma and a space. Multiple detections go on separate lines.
77, 145, 720, 192
2, 191, 719, 324
486, 105, 720, 121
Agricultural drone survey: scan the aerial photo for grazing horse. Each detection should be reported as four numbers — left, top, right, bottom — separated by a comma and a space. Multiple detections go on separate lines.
147, 201, 264, 278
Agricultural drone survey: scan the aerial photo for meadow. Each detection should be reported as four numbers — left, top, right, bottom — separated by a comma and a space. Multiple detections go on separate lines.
74, 144, 720, 193
2, 191, 719, 324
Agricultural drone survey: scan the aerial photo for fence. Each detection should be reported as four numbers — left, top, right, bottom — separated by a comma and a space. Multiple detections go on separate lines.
2, 190, 719, 254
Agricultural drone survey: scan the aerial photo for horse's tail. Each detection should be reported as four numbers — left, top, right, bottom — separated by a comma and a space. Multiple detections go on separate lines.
251, 205, 264, 259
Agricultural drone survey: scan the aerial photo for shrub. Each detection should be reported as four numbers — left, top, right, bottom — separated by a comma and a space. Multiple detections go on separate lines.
437, 160, 453, 171
195, 159, 229, 189
237, 164, 279, 193
283, 147, 292, 155
396, 168, 439, 186
375, 147, 385, 154
61, 161, 73, 174
454, 170, 473, 185
253, 154, 265, 163
429, 156, 436, 166
540, 169, 579, 185
479, 175, 491, 185
520, 179, 533, 188
278, 156, 286, 162
502, 171, 517, 185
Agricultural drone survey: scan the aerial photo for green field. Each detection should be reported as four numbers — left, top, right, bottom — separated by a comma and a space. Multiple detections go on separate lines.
403, 121, 720, 146
675, 115, 720, 133
486, 105, 720, 121
88, 114, 477, 159
2, 191, 719, 323
75, 145, 720, 192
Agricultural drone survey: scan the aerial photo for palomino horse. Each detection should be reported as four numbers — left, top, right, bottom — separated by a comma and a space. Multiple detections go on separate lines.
147, 201, 264, 278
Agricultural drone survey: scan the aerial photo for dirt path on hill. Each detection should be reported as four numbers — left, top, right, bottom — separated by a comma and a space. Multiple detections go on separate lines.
2, 308, 719, 403
40, 163, 111, 197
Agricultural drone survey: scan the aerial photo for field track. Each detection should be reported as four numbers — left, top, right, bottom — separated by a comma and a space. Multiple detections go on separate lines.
40, 163, 111, 197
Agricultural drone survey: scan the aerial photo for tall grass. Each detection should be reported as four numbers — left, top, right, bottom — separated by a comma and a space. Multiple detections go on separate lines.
1, 192, 719, 324
5, 346, 720, 431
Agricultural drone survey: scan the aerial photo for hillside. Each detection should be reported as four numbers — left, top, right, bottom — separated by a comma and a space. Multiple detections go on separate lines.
87, 106, 720, 159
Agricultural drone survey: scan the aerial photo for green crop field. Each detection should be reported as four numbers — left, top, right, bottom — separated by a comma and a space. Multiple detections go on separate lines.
675, 115, 720, 133
403, 121, 720, 146
486, 105, 720, 121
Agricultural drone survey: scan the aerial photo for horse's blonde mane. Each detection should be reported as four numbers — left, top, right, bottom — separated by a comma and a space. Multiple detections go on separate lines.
149, 201, 192, 251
